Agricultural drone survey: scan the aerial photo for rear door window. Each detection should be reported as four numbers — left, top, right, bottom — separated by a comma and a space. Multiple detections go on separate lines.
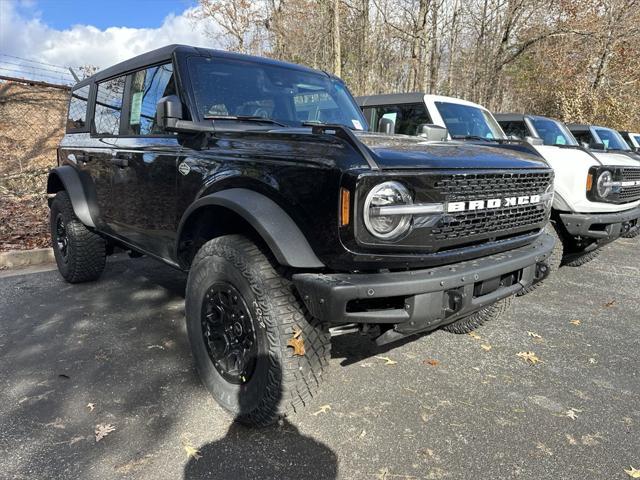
67, 84, 90, 131
369, 103, 432, 135
499, 120, 528, 139
125, 63, 175, 135
94, 76, 126, 136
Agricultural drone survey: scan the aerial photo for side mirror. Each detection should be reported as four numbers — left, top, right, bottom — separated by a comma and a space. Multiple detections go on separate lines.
377, 117, 395, 134
156, 95, 183, 131
416, 124, 448, 142
525, 136, 544, 146
589, 140, 606, 150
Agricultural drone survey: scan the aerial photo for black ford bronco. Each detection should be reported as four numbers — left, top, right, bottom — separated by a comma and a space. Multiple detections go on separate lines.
49, 45, 555, 425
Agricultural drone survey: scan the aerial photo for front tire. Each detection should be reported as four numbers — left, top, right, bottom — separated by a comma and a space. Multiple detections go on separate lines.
49, 191, 106, 283
185, 234, 330, 426
441, 296, 512, 334
517, 223, 563, 296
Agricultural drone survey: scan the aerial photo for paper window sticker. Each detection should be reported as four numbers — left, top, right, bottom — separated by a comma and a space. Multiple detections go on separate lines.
130, 91, 143, 125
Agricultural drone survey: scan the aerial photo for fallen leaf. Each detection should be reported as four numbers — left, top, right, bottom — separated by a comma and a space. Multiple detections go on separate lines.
565, 409, 579, 420
287, 327, 305, 356
359, 429, 367, 438
375, 356, 397, 366
312, 404, 332, 416
570, 320, 581, 326
147, 345, 165, 350
588, 358, 597, 364
565, 434, 578, 445
480, 344, 492, 351
536, 442, 553, 456
516, 351, 541, 365
604, 300, 616, 308
423, 359, 440, 366
86, 403, 95, 412
468, 332, 482, 340
527, 331, 542, 339
625, 467, 640, 478
95, 424, 116, 442
184, 444, 202, 461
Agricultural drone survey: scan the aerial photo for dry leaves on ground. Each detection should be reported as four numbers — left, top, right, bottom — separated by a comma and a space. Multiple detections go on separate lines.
527, 331, 542, 339
312, 404, 332, 416
86, 403, 95, 412
184, 444, 202, 461
423, 359, 440, 366
604, 300, 616, 308
95, 424, 116, 442
287, 327, 305, 356
375, 356, 397, 365
517, 351, 542, 365
570, 320, 581, 326
480, 344, 492, 351
625, 467, 640, 478
468, 332, 482, 340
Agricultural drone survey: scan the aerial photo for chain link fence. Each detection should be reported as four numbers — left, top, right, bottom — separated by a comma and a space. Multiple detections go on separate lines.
0, 79, 70, 251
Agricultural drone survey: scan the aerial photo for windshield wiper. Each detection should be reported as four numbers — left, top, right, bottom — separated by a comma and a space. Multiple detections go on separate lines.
451, 134, 497, 142
203, 115, 288, 127
303, 120, 356, 131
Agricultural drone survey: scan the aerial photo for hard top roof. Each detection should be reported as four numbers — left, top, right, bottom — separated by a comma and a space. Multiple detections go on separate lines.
73, 44, 325, 89
355, 92, 490, 110
494, 113, 562, 123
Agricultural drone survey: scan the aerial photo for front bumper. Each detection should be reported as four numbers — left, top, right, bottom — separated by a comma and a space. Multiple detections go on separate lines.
293, 233, 555, 340
559, 205, 640, 242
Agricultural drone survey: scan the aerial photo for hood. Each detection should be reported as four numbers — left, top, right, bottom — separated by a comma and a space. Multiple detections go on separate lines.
591, 150, 640, 166
354, 132, 547, 170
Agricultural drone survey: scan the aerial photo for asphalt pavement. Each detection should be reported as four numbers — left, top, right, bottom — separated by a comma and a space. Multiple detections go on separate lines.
0, 238, 638, 480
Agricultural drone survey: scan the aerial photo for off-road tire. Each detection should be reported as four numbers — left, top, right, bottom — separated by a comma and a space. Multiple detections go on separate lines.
441, 296, 512, 334
563, 247, 601, 267
621, 227, 640, 239
185, 234, 330, 427
516, 223, 563, 296
49, 191, 106, 283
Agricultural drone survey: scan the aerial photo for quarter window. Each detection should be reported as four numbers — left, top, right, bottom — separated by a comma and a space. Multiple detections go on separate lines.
67, 84, 90, 131
499, 120, 528, 139
94, 76, 126, 136
126, 64, 175, 135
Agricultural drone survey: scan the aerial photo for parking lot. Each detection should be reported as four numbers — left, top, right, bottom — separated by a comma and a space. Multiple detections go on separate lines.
0, 238, 638, 480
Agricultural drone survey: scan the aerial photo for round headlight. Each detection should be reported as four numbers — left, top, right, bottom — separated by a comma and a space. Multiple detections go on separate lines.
597, 171, 613, 198
363, 181, 413, 239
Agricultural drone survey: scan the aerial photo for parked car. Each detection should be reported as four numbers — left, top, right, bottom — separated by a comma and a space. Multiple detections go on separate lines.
356, 93, 640, 268
49, 46, 555, 425
567, 124, 640, 163
620, 131, 640, 152
497, 114, 640, 247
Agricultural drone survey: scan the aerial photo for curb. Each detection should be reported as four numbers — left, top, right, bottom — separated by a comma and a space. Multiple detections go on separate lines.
0, 248, 55, 269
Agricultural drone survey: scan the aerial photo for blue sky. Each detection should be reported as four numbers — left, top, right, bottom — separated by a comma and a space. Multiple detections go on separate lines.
0, 0, 220, 80
14, 0, 196, 30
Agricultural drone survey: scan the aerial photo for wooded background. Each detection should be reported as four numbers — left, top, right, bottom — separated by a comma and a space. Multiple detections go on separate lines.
190, 0, 640, 131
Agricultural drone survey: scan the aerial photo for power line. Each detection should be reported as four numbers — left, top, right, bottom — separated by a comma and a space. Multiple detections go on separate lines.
0, 53, 71, 72
0, 59, 74, 77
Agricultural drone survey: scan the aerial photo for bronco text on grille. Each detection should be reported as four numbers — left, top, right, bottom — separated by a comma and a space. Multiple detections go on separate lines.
431, 171, 553, 242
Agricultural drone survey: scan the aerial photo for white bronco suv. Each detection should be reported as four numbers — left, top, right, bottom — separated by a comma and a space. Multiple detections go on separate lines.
356, 93, 640, 271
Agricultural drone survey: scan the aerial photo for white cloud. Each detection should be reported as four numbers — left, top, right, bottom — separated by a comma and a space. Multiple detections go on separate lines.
0, 0, 220, 74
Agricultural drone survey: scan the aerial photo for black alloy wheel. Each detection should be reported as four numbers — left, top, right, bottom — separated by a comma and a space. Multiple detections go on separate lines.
201, 282, 257, 384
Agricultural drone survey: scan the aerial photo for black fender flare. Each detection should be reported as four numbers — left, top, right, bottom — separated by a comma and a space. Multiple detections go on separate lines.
47, 165, 98, 228
177, 188, 324, 269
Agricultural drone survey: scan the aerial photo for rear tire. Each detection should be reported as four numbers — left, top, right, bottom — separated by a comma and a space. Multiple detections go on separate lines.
622, 227, 640, 239
49, 191, 106, 283
441, 296, 512, 334
185, 234, 330, 427
517, 223, 563, 296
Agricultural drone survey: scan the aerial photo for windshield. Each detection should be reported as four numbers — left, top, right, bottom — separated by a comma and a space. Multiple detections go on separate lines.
530, 117, 578, 146
633, 134, 640, 147
187, 57, 367, 130
434, 101, 506, 140
594, 127, 630, 151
